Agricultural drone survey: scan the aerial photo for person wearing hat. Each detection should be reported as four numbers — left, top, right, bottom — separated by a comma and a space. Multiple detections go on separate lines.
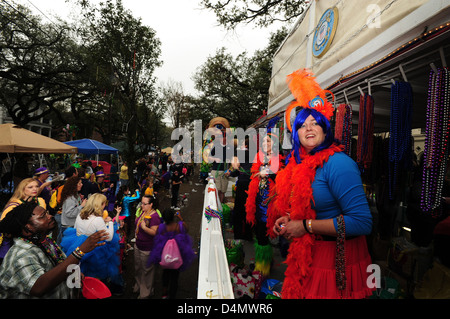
268, 69, 374, 299
204, 117, 232, 203
93, 171, 108, 194
34, 167, 52, 207
0, 200, 109, 298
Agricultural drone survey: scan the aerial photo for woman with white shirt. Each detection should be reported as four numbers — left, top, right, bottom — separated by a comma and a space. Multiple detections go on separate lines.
75, 193, 114, 241
61, 193, 120, 282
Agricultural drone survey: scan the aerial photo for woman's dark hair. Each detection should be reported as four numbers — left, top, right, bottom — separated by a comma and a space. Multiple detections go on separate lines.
161, 208, 176, 224
64, 165, 78, 178
142, 194, 158, 210
287, 108, 338, 164
60, 176, 81, 204
115, 185, 129, 205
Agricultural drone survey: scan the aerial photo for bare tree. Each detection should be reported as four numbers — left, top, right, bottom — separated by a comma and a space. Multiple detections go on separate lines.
200, 0, 308, 29
160, 79, 190, 129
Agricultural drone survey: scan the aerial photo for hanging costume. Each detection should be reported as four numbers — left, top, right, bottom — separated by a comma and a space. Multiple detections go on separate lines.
245, 149, 283, 277
266, 69, 374, 299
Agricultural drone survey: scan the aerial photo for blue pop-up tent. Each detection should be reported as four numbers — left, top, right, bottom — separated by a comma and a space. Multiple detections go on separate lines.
64, 139, 118, 155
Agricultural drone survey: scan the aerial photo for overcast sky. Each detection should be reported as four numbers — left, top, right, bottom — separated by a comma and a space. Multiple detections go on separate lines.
19, 0, 282, 95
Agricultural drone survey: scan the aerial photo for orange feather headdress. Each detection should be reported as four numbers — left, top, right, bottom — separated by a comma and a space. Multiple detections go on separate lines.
285, 69, 335, 132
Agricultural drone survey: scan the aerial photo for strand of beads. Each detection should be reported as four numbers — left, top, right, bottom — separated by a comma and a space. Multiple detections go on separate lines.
421, 67, 450, 218
336, 215, 347, 297
357, 94, 374, 170
422, 69, 437, 212
204, 206, 223, 225
388, 80, 413, 200
335, 104, 352, 155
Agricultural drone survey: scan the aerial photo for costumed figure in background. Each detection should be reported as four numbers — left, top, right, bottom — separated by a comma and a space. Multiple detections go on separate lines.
116, 185, 140, 239
92, 171, 108, 194
147, 208, 196, 299
268, 69, 374, 299
105, 182, 117, 215
245, 128, 284, 277
33, 167, 53, 208
202, 117, 231, 202
229, 136, 254, 241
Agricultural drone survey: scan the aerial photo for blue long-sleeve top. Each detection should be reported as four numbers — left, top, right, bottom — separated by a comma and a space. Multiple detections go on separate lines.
311, 152, 372, 236
119, 190, 141, 217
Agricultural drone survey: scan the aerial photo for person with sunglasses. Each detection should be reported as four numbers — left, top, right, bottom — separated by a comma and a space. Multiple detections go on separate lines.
133, 195, 161, 299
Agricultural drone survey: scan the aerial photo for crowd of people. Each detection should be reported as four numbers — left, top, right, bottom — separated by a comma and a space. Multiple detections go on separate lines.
0, 69, 385, 300
0, 152, 196, 299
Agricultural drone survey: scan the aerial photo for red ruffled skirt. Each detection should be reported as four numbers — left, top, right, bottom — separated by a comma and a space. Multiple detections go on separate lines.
302, 236, 375, 299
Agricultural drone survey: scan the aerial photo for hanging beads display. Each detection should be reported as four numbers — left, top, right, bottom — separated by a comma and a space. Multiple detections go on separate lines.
420, 67, 450, 218
335, 103, 352, 155
356, 94, 374, 170
388, 81, 413, 200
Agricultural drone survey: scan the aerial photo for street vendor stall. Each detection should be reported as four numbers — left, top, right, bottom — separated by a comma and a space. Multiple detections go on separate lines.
0, 123, 78, 195
0, 123, 78, 154
64, 138, 118, 155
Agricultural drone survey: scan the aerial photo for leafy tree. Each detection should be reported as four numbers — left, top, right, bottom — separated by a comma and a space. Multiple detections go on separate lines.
74, 0, 163, 185
192, 27, 288, 128
200, 0, 308, 29
0, 1, 91, 127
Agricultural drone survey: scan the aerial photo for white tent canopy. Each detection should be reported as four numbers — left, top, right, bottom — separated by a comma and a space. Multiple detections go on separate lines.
268, 0, 449, 117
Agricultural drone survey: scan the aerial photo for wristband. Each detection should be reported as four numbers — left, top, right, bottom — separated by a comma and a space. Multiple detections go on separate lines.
72, 251, 82, 260
303, 219, 311, 234
75, 247, 85, 257
72, 247, 85, 260
307, 219, 313, 234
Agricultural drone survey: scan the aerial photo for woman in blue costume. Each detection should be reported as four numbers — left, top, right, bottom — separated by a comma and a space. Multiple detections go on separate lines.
245, 134, 284, 277
268, 69, 374, 299
116, 185, 140, 238
61, 193, 120, 283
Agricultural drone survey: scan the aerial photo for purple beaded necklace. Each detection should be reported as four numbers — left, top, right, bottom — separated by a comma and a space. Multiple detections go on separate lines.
389, 81, 413, 200
420, 67, 450, 218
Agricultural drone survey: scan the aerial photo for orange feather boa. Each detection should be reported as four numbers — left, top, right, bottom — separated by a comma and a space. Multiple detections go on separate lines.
245, 151, 283, 228
266, 143, 344, 299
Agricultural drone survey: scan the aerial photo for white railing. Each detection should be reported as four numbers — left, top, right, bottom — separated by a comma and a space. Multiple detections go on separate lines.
197, 177, 234, 299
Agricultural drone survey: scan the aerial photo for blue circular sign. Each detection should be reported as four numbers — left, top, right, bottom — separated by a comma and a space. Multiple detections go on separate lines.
312, 7, 339, 58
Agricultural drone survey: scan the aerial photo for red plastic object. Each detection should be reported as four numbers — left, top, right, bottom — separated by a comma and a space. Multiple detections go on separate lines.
82, 277, 111, 299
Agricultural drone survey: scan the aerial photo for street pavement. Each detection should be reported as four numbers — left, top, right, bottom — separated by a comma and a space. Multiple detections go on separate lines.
112, 168, 286, 299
